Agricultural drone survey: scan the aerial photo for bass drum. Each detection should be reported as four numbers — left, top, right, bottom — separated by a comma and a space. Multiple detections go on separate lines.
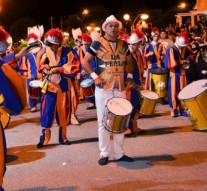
178, 79, 207, 130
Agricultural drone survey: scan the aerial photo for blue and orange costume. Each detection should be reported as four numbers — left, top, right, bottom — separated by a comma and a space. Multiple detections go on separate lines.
37, 28, 80, 148
20, 39, 44, 112
164, 33, 190, 117
0, 53, 26, 115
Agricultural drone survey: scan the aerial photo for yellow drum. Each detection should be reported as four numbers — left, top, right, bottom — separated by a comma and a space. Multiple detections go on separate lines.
139, 90, 159, 115
178, 79, 207, 130
0, 107, 10, 129
150, 68, 168, 98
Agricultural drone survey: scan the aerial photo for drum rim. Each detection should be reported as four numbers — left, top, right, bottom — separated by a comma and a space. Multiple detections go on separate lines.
29, 80, 42, 87
80, 79, 94, 87
150, 67, 168, 74
178, 79, 207, 100
140, 90, 159, 100
48, 73, 61, 84
106, 97, 133, 116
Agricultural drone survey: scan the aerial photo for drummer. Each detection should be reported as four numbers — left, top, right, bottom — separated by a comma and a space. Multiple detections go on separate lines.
82, 15, 135, 165
144, 27, 168, 104
20, 27, 45, 112
81, 33, 96, 110
124, 30, 146, 136
37, 28, 80, 148
0, 27, 27, 115
0, 26, 28, 191
164, 31, 190, 117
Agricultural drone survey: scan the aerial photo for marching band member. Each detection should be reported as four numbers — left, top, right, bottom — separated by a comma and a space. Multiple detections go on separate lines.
81, 33, 96, 110
0, 26, 27, 191
144, 27, 168, 104
0, 122, 6, 191
71, 28, 84, 125
144, 27, 163, 88
37, 28, 80, 148
20, 26, 45, 112
0, 27, 27, 115
121, 31, 145, 136
164, 31, 190, 117
82, 15, 135, 165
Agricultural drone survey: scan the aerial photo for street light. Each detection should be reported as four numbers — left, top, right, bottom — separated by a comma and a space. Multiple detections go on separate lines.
82, 9, 89, 16
178, 2, 187, 9
123, 14, 130, 21
132, 13, 149, 30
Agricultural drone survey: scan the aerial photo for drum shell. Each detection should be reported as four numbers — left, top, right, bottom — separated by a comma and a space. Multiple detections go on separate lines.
139, 90, 158, 115
102, 97, 132, 133
179, 90, 207, 130
80, 79, 95, 98
150, 68, 168, 98
29, 80, 42, 100
103, 109, 131, 133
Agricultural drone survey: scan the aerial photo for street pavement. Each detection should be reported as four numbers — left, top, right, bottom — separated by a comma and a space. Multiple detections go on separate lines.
3, 100, 207, 191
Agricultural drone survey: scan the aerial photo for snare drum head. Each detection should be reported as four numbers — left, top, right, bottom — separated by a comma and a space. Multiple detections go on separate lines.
150, 67, 168, 74
107, 97, 132, 116
29, 80, 42, 87
140, 90, 159, 100
178, 79, 207, 100
80, 79, 94, 88
49, 74, 61, 84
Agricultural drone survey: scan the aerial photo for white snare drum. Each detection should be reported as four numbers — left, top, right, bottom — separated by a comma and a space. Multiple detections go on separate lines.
103, 97, 132, 133
80, 79, 95, 97
178, 79, 207, 130
48, 74, 61, 84
138, 90, 158, 115
29, 80, 42, 100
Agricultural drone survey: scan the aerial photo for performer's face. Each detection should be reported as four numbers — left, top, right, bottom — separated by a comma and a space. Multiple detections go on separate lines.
49, 44, 60, 52
105, 22, 119, 38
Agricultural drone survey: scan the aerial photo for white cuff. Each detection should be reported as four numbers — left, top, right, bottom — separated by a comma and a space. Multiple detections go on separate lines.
90, 72, 98, 80
127, 73, 133, 79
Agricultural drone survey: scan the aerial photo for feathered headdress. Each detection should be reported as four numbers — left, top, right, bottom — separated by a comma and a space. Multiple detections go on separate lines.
27, 25, 44, 39
0, 26, 9, 54
176, 31, 189, 47
151, 27, 159, 37
82, 33, 92, 44
46, 28, 63, 45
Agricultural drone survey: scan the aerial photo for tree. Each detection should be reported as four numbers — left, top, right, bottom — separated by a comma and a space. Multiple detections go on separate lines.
9, 18, 37, 43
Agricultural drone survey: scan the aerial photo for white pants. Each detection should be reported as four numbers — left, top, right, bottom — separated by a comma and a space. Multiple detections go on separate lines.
95, 87, 126, 159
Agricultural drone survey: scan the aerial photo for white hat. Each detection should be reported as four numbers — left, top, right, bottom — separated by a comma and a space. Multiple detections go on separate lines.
128, 33, 142, 44
27, 25, 44, 39
175, 32, 189, 47
102, 15, 122, 32
151, 27, 159, 37
72, 28, 82, 40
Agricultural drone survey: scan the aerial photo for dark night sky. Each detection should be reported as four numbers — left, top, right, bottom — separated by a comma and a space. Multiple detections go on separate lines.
0, 0, 196, 29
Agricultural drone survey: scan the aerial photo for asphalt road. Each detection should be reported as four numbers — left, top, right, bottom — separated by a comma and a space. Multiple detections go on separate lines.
3, 101, 207, 191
